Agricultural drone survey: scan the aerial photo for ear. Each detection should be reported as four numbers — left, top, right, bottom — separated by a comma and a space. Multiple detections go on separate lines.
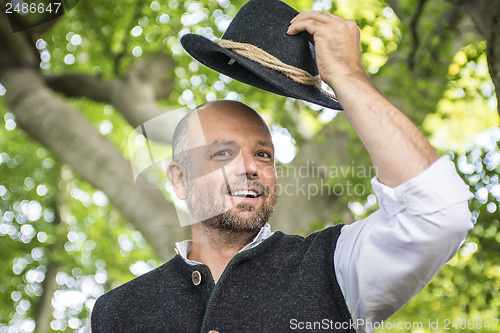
166, 161, 187, 200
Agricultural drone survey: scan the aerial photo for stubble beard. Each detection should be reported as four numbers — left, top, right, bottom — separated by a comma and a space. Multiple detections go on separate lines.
186, 177, 277, 232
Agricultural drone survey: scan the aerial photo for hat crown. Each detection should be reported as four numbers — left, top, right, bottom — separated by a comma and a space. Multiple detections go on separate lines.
221, 0, 318, 76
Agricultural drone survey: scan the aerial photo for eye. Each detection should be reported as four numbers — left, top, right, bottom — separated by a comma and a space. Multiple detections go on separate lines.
211, 149, 233, 160
256, 151, 273, 159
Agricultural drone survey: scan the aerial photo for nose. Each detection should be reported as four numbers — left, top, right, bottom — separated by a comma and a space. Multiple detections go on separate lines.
234, 150, 258, 178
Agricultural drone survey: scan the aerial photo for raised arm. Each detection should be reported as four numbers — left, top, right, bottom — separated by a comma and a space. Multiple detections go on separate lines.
288, 12, 473, 332
287, 12, 439, 188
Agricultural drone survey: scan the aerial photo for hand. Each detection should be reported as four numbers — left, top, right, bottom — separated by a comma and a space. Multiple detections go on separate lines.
287, 11, 367, 90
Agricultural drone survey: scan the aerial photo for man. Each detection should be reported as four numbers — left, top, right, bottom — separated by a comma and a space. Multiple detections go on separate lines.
90, 11, 473, 333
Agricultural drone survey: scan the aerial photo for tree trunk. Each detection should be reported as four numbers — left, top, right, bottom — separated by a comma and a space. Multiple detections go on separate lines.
34, 200, 63, 333
2, 68, 188, 261
34, 262, 58, 332
270, 113, 359, 233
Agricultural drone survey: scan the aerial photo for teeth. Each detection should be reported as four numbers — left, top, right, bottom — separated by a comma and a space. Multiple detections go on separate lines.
231, 190, 258, 197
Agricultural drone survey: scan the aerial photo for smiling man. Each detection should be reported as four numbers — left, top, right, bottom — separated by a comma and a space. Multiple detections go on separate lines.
167, 101, 280, 282
89, 5, 473, 333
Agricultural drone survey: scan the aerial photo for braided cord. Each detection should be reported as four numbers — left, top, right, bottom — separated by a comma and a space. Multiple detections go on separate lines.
214, 39, 338, 102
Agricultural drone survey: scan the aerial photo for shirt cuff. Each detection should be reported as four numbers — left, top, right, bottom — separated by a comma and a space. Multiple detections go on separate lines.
371, 156, 473, 217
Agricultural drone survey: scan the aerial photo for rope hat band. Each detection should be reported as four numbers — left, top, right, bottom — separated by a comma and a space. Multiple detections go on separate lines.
214, 39, 338, 102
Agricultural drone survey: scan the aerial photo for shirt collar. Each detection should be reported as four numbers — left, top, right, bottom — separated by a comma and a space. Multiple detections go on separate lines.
175, 223, 274, 265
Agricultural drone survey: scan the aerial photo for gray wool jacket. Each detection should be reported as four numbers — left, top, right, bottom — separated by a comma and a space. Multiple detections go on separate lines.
91, 224, 354, 332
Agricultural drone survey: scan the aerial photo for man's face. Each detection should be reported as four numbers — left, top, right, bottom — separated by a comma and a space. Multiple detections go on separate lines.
182, 102, 278, 232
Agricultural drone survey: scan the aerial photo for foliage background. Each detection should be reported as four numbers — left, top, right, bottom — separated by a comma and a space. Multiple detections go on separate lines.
0, 0, 499, 332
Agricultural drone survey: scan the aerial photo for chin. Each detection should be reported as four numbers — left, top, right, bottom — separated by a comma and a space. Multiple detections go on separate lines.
216, 209, 267, 232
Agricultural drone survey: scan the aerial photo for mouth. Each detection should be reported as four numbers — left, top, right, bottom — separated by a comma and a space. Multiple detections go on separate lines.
228, 188, 261, 199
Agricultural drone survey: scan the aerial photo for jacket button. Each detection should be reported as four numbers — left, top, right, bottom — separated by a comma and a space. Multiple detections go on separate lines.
192, 270, 201, 285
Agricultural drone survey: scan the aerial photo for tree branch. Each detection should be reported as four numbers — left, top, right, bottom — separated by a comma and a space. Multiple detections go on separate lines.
450, 0, 500, 115
408, 0, 428, 69
112, 0, 145, 75
0, 11, 39, 72
45, 73, 114, 103
46, 54, 177, 143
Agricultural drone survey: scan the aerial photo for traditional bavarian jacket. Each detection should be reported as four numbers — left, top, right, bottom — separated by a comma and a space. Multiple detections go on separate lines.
91, 225, 355, 333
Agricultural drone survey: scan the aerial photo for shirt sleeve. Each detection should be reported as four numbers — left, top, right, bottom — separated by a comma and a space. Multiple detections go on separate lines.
334, 156, 474, 333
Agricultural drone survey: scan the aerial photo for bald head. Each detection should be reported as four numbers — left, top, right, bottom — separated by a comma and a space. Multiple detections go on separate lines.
195, 100, 269, 129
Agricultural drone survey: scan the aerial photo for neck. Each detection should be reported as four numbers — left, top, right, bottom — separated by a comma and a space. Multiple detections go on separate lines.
188, 222, 260, 282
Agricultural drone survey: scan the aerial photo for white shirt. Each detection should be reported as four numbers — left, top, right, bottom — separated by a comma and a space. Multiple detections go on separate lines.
86, 157, 473, 332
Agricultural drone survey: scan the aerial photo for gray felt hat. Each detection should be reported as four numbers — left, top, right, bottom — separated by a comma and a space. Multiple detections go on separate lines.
180, 0, 343, 110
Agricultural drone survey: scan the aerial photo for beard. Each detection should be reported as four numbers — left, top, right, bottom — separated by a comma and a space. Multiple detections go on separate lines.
185, 176, 277, 232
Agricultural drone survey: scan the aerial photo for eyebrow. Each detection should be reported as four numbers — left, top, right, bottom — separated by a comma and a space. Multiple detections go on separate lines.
257, 140, 274, 149
208, 140, 274, 149
208, 140, 237, 147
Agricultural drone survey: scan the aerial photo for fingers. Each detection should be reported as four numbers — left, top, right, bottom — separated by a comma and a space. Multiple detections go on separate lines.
290, 11, 335, 24
287, 11, 356, 36
287, 18, 320, 35
287, 11, 331, 35
285, 10, 364, 89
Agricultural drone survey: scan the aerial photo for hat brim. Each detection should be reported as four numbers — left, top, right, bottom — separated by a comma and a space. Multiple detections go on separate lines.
181, 34, 343, 110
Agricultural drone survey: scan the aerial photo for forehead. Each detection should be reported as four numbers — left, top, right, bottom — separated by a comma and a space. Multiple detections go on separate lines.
187, 102, 272, 145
